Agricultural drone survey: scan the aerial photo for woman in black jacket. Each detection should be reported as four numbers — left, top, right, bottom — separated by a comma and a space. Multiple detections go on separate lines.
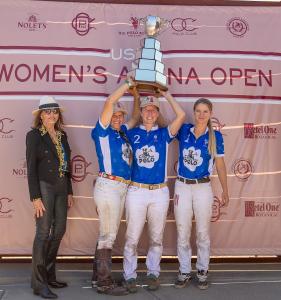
26, 96, 73, 299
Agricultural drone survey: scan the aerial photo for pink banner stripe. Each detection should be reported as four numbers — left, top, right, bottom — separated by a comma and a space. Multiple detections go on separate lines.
1, 91, 281, 100
1, 46, 281, 57
163, 49, 281, 57
0, 46, 110, 53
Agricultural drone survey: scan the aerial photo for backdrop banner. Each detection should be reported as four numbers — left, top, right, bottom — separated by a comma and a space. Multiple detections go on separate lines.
0, 0, 280, 255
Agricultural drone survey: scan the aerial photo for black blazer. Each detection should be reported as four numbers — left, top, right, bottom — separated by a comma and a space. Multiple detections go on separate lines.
26, 128, 73, 201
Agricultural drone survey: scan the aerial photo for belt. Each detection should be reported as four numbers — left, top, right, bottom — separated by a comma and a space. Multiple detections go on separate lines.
130, 181, 167, 190
177, 176, 210, 184
98, 172, 130, 185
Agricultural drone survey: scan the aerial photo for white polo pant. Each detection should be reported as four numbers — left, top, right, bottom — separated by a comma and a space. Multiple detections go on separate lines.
123, 185, 170, 280
174, 179, 214, 273
94, 177, 128, 249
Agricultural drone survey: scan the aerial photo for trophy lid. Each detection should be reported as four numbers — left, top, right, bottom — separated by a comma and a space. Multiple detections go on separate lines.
145, 15, 161, 37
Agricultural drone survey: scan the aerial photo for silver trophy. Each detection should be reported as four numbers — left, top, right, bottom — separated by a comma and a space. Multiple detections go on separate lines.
130, 15, 168, 95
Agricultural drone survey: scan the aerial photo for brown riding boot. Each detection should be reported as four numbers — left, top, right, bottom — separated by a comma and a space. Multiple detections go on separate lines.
91, 244, 98, 288
96, 248, 129, 296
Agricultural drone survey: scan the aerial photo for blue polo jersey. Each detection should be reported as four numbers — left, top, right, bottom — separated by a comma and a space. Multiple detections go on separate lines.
91, 119, 132, 180
177, 123, 224, 179
123, 125, 174, 184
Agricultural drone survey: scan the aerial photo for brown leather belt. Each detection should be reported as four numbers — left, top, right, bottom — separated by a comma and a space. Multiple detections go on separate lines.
98, 172, 130, 185
177, 176, 210, 184
130, 181, 167, 190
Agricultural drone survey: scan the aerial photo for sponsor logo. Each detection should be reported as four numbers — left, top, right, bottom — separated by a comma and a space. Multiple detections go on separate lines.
18, 14, 47, 31
12, 159, 27, 178
72, 12, 96, 36
171, 17, 199, 35
245, 200, 280, 217
136, 145, 159, 168
211, 196, 227, 222
118, 17, 144, 38
211, 117, 226, 134
244, 123, 277, 139
0, 118, 15, 139
71, 155, 92, 182
227, 17, 249, 38
0, 197, 13, 218
182, 146, 203, 171
232, 158, 253, 181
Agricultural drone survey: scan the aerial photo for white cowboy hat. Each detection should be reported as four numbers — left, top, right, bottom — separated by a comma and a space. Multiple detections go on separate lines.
32, 96, 64, 115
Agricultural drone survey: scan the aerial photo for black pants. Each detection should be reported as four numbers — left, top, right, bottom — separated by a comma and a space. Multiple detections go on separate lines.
31, 178, 68, 291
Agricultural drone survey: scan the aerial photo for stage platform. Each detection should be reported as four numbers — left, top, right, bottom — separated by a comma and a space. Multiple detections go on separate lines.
1, 261, 281, 299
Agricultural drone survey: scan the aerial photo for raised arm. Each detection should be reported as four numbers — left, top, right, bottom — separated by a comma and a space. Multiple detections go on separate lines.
100, 81, 130, 127
215, 156, 229, 207
126, 86, 141, 129
159, 90, 185, 136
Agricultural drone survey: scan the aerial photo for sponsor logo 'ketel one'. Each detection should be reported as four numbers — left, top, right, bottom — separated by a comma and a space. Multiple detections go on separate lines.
18, 14, 47, 31
244, 123, 277, 139
245, 201, 280, 217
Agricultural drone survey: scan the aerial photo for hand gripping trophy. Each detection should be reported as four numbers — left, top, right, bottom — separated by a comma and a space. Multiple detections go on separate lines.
130, 15, 168, 96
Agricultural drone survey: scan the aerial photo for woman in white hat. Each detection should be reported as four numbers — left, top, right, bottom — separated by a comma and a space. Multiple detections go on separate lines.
26, 96, 73, 299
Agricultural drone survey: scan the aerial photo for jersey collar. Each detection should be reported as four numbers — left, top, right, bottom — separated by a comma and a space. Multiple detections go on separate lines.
140, 124, 159, 131
190, 125, 209, 136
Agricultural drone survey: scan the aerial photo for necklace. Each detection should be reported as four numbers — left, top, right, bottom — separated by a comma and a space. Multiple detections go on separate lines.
39, 125, 65, 177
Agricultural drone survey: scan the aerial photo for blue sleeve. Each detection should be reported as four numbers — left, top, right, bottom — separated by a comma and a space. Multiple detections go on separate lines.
176, 123, 192, 141
215, 131, 224, 156
91, 119, 109, 140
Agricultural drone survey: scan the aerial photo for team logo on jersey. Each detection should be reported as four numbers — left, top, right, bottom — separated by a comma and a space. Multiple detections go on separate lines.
183, 146, 203, 171
122, 143, 132, 165
136, 145, 159, 168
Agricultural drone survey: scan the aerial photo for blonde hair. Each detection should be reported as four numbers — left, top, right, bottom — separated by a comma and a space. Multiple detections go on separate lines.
193, 98, 216, 157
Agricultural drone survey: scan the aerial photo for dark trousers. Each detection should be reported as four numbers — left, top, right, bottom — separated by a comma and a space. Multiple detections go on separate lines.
31, 178, 68, 291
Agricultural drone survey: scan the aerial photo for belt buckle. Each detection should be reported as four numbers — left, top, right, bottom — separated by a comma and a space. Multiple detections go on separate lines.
148, 185, 154, 190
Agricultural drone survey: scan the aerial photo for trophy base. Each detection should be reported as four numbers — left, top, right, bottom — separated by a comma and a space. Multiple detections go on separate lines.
133, 80, 168, 96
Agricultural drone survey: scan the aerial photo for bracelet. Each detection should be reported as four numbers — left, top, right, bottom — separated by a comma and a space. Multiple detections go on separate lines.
125, 79, 133, 88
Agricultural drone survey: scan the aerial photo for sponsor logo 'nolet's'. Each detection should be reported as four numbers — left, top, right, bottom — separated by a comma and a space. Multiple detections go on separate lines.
18, 14, 47, 31
245, 201, 280, 217
12, 159, 27, 177
244, 123, 277, 139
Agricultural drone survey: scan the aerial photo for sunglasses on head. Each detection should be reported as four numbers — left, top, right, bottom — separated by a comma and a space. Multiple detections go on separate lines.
43, 108, 59, 115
